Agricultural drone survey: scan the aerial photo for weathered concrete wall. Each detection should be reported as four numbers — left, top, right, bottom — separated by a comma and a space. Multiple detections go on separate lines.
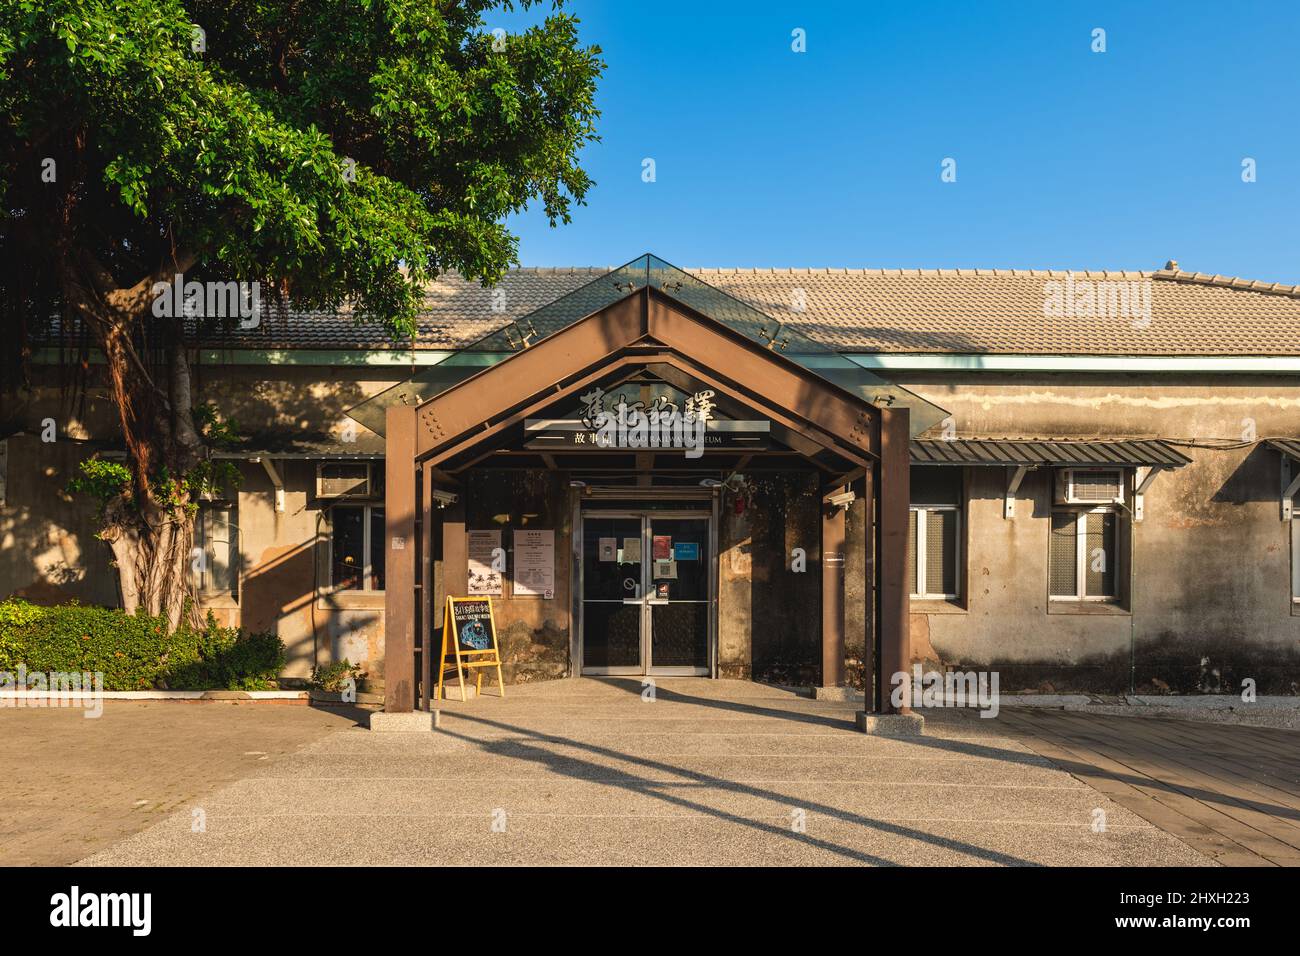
464, 469, 571, 684
192, 361, 400, 453
230, 459, 387, 687
0, 432, 119, 607
718, 471, 821, 684
0, 364, 408, 687
898, 373, 1300, 693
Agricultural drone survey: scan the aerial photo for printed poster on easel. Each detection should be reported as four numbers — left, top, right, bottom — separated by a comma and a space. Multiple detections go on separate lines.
436, 596, 505, 702
513, 529, 555, 599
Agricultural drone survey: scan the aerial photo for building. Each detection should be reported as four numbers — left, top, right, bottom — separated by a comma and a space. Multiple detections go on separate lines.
3, 255, 1299, 711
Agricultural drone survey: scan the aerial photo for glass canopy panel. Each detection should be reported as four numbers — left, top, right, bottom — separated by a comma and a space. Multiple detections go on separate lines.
346, 254, 949, 438
346, 258, 653, 435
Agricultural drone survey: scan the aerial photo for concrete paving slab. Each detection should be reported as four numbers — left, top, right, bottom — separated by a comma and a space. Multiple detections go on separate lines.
75, 678, 1216, 866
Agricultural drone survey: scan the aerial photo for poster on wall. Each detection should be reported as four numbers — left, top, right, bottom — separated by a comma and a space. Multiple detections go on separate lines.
467, 529, 503, 595
514, 529, 555, 599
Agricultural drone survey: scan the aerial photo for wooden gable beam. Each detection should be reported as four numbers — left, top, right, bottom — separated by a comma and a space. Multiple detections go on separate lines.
415, 290, 647, 458
414, 283, 882, 468
645, 289, 879, 459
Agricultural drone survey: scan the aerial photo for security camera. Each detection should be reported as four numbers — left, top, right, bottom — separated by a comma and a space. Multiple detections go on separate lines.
827, 490, 856, 510
430, 489, 459, 508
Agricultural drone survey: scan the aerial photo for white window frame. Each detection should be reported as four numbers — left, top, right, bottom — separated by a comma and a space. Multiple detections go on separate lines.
329, 503, 385, 593
1050, 505, 1120, 603
910, 505, 961, 600
1291, 517, 1300, 605
194, 502, 237, 596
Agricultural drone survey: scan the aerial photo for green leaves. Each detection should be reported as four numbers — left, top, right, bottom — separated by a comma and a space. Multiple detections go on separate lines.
66, 459, 133, 510
2, 0, 603, 338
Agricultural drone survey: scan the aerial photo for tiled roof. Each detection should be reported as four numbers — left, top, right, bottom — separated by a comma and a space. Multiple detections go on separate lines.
190, 264, 1300, 356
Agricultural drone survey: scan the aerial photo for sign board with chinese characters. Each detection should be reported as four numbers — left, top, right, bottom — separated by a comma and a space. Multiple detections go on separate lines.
513, 529, 555, 599
437, 597, 505, 702
523, 383, 770, 452
524, 418, 770, 450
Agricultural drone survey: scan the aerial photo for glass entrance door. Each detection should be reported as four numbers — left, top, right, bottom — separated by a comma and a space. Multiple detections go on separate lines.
580, 511, 712, 675
580, 515, 644, 672
646, 517, 710, 674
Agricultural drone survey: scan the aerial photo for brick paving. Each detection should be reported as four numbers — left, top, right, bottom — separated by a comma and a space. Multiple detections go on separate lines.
998, 708, 1300, 867
0, 701, 366, 865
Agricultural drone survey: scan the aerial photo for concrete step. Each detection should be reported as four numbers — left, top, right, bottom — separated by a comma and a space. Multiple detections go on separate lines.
81, 806, 1208, 868
251, 749, 1069, 787
199, 774, 1115, 826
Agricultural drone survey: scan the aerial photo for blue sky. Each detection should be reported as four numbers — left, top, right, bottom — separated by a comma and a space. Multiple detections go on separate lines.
500, 1, 1300, 282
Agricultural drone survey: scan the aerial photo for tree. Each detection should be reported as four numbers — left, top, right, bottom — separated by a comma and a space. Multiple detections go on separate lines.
0, 1, 602, 620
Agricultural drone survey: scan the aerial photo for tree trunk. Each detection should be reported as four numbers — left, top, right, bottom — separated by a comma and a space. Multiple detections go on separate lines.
61, 251, 203, 628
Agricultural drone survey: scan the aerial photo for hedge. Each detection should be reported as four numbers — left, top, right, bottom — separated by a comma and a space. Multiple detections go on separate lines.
0, 599, 285, 691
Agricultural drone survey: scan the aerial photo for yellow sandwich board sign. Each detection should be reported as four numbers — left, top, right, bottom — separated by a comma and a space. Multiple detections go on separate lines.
436, 596, 505, 702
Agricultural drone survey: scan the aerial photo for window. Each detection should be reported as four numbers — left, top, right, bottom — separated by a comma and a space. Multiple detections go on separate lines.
908, 466, 963, 600
1049, 508, 1118, 601
908, 507, 960, 599
1292, 517, 1300, 605
194, 503, 237, 595
317, 462, 373, 498
330, 504, 385, 591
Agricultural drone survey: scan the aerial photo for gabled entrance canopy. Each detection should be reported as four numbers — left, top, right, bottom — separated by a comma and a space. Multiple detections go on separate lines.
348, 254, 949, 442
412, 284, 882, 481
379, 255, 923, 734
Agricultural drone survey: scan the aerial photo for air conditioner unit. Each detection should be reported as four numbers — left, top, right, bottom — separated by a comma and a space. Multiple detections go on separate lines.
316, 462, 372, 499
1055, 468, 1124, 505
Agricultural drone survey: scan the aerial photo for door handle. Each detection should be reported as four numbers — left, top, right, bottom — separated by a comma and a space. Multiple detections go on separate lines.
622, 596, 644, 604
647, 598, 669, 605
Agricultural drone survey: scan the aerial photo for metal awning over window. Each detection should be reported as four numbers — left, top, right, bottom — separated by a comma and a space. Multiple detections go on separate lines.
1266, 438, 1300, 461
910, 438, 1192, 468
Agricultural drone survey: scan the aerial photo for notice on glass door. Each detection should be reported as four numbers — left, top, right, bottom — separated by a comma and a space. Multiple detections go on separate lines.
598, 537, 617, 562
652, 535, 673, 560
620, 538, 641, 563
467, 530, 503, 596
513, 529, 555, 599
653, 558, 677, 580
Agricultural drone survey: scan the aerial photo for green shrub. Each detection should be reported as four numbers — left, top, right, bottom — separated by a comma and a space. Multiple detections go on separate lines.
167, 617, 285, 691
310, 658, 361, 693
0, 598, 45, 673
0, 599, 284, 691
0, 600, 179, 689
